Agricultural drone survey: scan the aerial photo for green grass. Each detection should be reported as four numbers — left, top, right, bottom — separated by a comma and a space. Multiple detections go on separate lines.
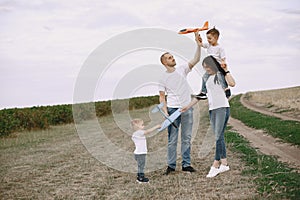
230, 94, 300, 146
225, 128, 300, 199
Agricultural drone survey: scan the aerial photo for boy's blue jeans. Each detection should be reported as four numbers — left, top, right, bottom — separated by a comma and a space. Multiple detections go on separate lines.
134, 154, 146, 176
167, 107, 193, 169
209, 107, 230, 161
201, 72, 228, 94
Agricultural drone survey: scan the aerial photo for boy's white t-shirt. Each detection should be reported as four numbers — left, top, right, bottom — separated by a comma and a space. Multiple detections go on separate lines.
206, 75, 229, 110
203, 43, 225, 64
158, 64, 192, 108
132, 130, 147, 155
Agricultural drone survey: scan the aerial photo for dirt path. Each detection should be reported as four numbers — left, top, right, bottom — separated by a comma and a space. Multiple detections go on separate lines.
229, 95, 300, 171
241, 94, 300, 122
229, 118, 300, 170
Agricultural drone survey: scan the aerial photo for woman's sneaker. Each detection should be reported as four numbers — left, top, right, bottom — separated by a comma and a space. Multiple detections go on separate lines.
206, 166, 220, 178
136, 176, 149, 183
219, 164, 230, 173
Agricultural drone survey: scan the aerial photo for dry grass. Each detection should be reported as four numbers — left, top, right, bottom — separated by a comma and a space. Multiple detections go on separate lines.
0, 103, 258, 199
244, 86, 300, 119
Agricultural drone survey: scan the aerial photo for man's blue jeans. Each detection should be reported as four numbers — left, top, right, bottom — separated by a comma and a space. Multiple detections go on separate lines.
209, 107, 230, 161
167, 107, 193, 169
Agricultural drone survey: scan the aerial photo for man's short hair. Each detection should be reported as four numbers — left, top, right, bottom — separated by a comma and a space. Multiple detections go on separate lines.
160, 52, 170, 65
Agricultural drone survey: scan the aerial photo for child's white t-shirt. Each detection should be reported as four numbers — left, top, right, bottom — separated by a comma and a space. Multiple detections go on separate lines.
132, 130, 147, 155
158, 64, 192, 108
206, 75, 229, 110
203, 43, 225, 64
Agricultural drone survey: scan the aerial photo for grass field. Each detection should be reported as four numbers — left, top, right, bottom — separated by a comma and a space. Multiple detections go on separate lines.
226, 128, 300, 199
230, 94, 300, 146
1, 103, 259, 199
1, 87, 299, 199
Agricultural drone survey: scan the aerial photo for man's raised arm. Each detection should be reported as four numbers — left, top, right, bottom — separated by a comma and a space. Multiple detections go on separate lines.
188, 31, 202, 69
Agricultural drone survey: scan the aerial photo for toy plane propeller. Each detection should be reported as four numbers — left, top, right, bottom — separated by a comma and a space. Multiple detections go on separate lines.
152, 102, 181, 132
178, 21, 209, 34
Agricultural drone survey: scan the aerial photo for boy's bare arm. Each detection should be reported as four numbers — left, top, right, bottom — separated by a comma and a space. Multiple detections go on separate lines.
144, 124, 161, 134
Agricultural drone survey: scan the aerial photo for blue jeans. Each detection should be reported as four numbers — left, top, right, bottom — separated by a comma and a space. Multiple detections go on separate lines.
209, 107, 230, 161
134, 154, 146, 176
167, 107, 193, 169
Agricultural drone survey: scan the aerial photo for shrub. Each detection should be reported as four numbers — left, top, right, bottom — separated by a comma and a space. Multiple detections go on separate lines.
0, 95, 159, 136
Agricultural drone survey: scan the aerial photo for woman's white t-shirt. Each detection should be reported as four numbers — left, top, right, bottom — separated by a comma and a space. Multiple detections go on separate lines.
206, 75, 229, 110
132, 130, 147, 155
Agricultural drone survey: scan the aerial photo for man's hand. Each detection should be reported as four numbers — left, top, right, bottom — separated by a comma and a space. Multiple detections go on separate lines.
194, 31, 202, 46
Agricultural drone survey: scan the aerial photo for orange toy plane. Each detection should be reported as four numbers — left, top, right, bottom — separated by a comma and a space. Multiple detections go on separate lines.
178, 21, 209, 34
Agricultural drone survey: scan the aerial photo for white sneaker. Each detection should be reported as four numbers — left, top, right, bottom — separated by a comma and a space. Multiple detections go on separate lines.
219, 164, 230, 173
206, 166, 220, 178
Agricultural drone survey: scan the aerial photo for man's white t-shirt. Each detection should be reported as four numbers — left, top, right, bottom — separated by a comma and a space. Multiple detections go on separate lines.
132, 130, 147, 155
206, 75, 229, 110
203, 43, 225, 64
158, 64, 192, 108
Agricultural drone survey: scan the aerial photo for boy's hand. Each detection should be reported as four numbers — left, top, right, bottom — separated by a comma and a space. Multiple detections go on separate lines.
221, 63, 227, 69
221, 59, 227, 69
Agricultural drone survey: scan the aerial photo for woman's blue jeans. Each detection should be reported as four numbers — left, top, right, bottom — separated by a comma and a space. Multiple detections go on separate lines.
167, 107, 193, 169
209, 107, 230, 161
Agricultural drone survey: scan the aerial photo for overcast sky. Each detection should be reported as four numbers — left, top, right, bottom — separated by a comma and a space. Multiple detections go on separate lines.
1, 0, 299, 109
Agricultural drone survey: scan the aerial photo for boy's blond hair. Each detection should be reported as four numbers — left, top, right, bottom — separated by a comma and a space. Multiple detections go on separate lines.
131, 118, 143, 130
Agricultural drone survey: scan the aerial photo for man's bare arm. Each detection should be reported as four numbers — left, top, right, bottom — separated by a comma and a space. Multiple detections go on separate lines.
188, 32, 202, 69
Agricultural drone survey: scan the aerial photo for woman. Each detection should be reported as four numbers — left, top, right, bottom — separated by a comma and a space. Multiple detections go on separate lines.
182, 55, 235, 178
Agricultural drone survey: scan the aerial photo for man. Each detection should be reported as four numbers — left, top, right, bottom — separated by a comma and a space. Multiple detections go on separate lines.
158, 32, 202, 175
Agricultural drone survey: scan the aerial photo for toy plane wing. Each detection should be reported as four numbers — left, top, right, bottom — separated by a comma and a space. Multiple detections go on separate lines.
178, 21, 209, 34
157, 109, 181, 132
151, 102, 164, 113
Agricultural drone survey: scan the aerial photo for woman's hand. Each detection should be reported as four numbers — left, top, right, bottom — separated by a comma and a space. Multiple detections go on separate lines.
181, 106, 189, 113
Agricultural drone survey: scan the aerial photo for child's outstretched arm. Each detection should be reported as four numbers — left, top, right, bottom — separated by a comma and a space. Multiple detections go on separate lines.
144, 124, 161, 134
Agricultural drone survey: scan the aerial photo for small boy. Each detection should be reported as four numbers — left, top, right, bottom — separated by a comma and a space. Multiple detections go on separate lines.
131, 118, 161, 183
195, 27, 231, 99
